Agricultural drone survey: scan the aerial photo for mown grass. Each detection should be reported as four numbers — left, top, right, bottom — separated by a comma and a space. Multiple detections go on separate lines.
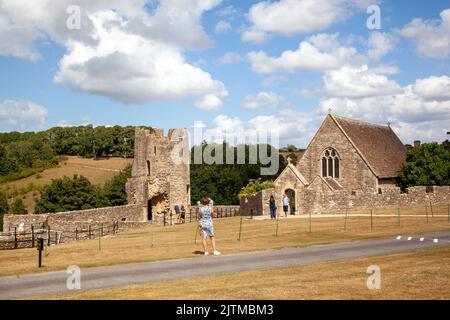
1, 205, 449, 278
34, 246, 450, 300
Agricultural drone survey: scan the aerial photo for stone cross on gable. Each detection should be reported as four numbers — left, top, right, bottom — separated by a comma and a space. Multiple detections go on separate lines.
287, 156, 292, 164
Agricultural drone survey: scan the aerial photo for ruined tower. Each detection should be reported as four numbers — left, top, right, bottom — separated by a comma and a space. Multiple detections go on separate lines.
126, 128, 190, 225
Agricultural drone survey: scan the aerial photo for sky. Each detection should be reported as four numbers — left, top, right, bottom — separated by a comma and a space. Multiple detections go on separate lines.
0, 0, 450, 148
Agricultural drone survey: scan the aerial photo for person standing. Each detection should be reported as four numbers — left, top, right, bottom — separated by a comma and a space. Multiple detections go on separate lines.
199, 197, 220, 256
283, 193, 289, 217
269, 195, 277, 219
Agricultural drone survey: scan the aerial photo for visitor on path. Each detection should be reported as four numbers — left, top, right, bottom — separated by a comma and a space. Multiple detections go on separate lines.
283, 193, 289, 217
269, 195, 277, 219
198, 197, 221, 256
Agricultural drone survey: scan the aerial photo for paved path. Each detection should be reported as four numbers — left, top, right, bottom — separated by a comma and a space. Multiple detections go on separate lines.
1, 231, 450, 300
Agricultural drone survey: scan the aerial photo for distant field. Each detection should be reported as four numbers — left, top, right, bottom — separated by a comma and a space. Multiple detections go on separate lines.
1, 209, 449, 277
0, 156, 133, 213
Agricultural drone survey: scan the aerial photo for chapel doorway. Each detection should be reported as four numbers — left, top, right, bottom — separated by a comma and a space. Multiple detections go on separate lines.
284, 188, 296, 215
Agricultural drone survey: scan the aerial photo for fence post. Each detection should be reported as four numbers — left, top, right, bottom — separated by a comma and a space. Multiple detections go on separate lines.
429, 201, 434, 218
98, 227, 101, 251
309, 210, 312, 233
275, 213, 279, 237
89, 225, 92, 239
75, 227, 78, 241
344, 209, 348, 230
425, 206, 429, 224
397, 208, 401, 226
164, 213, 166, 227
370, 209, 373, 230
14, 227, 17, 249
170, 212, 173, 225
237, 215, 243, 241
189, 208, 192, 223
250, 209, 254, 220
31, 225, 35, 248
47, 226, 51, 246
101, 223, 103, 237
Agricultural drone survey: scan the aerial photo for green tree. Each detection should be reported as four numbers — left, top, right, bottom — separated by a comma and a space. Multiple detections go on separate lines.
10, 198, 28, 215
397, 142, 450, 189
34, 175, 101, 214
100, 165, 132, 206
0, 192, 8, 230
190, 142, 286, 205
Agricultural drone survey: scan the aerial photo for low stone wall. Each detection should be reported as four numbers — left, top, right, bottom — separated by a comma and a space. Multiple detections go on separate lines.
241, 186, 450, 216
2, 204, 145, 243
239, 191, 270, 216
301, 186, 450, 214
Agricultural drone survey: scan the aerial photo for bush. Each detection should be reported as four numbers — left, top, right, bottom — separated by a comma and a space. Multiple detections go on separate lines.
34, 175, 102, 214
10, 198, 28, 215
238, 178, 275, 199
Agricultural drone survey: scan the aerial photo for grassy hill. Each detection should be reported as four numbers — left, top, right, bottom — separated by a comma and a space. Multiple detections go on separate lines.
0, 156, 132, 213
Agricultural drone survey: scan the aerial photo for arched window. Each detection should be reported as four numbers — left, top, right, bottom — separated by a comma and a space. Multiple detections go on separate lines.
321, 148, 340, 179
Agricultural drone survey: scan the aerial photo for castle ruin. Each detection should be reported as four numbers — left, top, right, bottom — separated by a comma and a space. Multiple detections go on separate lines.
126, 127, 191, 224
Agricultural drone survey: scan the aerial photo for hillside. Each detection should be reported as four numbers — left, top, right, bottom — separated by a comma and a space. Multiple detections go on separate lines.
0, 156, 132, 213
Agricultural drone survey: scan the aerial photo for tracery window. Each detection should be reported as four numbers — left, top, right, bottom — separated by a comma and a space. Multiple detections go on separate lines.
321, 148, 340, 179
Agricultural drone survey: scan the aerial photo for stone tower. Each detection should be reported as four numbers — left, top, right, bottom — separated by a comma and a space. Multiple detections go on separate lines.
126, 127, 190, 225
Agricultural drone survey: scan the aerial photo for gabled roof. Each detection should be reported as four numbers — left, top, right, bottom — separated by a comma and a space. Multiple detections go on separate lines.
275, 162, 309, 185
330, 114, 406, 179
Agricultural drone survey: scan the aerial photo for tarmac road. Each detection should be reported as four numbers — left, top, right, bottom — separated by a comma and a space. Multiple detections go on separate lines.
1, 231, 449, 300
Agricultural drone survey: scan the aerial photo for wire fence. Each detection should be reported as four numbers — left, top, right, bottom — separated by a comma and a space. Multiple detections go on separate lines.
160, 206, 240, 226
0, 220, 119, 250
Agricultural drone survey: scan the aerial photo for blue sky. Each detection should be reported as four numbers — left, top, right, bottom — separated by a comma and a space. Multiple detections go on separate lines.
0, 0, 449, 147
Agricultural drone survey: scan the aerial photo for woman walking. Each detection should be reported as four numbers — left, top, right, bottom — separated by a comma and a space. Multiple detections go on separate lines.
198, 197, 221, 256
269, 195, 277, 219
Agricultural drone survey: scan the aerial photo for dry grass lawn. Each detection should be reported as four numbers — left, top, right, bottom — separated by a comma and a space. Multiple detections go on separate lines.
0, 206, 449, 278
34, 246, 450, 300
0, 156, 132, 212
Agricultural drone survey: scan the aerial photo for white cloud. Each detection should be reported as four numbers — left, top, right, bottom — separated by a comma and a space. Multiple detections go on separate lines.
323, 65, 402, 98
400, 8, 450, 58
366, 31, 398, 61
194, 93, 227, 111
215, 20, 231, 33
0, 0, 228, 110
242, 92, 285, 109
216, 52, 243, 65
216, 5, 239, 17
0, 100, 48, 130
261, 75, 288, 87
241, 28, 269, 44
248, 33, 362, 73
194, 111, 319, 148
412, 75, 450, 101
320, 72, 450, 143
242, 0, 376, 43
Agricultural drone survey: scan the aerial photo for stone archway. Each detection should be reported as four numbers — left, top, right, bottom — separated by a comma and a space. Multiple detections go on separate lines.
284, 188, 296, 215
147, 193, 169, 221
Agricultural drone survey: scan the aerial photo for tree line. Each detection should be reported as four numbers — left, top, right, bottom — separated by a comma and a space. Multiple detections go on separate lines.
0, 125, 150, 183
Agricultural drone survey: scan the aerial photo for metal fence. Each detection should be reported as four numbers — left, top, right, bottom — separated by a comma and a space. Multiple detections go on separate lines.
0, 220, 120, 250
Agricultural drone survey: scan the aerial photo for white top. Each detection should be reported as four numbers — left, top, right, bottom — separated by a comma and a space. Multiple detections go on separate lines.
283, 196, 289, 206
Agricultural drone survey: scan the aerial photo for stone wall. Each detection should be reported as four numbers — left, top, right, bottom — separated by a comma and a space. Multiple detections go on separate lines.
2, 204, 144, 242
241, 186, 450, 217
305, 186, 450, 214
